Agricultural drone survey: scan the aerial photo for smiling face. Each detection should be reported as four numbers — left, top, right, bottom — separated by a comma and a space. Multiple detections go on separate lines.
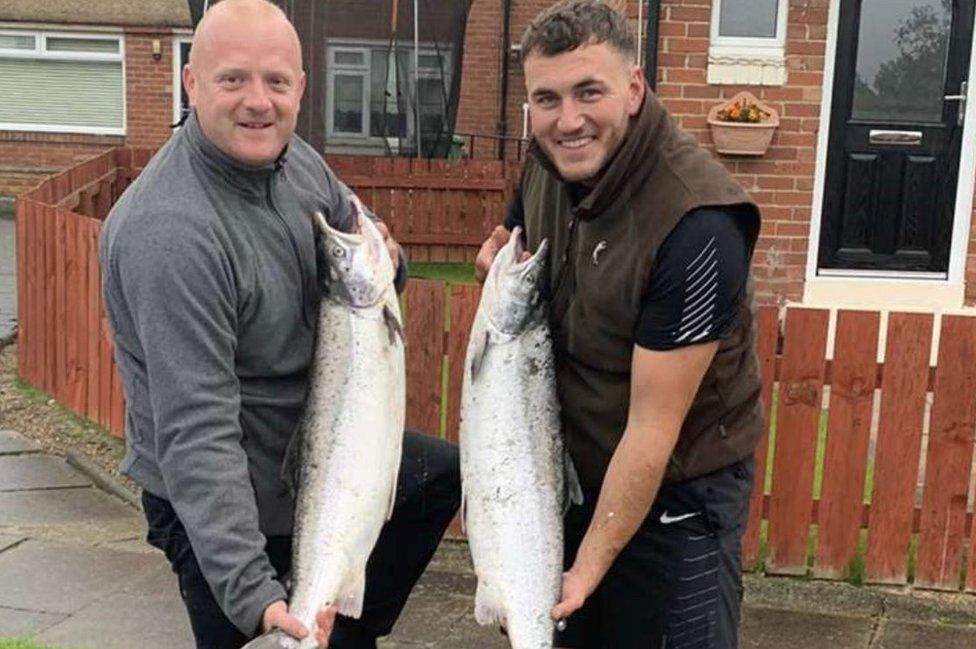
524, 40, 644, 185
183, 0, 306, 167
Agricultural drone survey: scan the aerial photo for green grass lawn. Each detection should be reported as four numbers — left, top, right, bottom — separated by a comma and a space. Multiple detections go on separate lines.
0, 639, 63, 649
407, 262, 476, 285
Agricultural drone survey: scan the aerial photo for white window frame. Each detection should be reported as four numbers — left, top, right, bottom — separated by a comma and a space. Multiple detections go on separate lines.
326, 46, 371, 138
0, 29, 126, 135
707, 0, 788, 86
324, 39, 452, 147
709, 0, 788, 51
172, 34, 192, 125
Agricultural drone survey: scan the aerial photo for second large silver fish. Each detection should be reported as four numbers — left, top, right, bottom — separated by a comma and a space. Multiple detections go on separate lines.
460, 227, 581, 649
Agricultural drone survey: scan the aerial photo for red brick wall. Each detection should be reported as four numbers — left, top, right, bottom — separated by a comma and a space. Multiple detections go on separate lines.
965, 191, 976, 304
0, 132, 122, 197
0, 29, 176, 198
124, 30, 178, 149
653, 0, 828, 305
456, 0, 505, 159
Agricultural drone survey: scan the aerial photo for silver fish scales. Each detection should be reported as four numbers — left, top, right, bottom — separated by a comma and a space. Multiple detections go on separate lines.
244, 206, 405, 649
460, 227, 581, 649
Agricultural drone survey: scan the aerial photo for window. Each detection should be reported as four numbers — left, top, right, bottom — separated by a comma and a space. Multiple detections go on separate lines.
325, 42, 450, 154
173, 36, 192, 125
707, 0, 788, 85
0, 30, 125, 135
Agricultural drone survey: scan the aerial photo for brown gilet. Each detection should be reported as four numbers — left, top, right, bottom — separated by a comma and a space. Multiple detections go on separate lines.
520, 91, 765, 491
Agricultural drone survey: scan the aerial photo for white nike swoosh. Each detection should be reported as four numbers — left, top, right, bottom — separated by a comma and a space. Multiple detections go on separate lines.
659, 511, 701, 525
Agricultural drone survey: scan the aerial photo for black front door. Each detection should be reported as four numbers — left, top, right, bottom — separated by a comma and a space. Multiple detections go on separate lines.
819, 0, 974, 274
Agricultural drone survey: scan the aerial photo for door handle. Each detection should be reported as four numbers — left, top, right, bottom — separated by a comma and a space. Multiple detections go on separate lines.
945, 81, 967, 126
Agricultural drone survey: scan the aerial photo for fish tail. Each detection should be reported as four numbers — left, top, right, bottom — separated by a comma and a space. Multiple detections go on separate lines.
473, 580, 505, 627
335, 565, 367, 619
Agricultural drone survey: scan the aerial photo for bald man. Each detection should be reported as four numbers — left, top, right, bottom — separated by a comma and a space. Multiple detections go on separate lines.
99, 1, 460, 647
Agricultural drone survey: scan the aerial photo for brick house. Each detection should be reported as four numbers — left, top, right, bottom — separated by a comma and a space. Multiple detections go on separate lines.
0, 0, 191, 206
4, 0, 976, 310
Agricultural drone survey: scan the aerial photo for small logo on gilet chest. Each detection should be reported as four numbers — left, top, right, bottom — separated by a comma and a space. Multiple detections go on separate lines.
591, 240, 608, 265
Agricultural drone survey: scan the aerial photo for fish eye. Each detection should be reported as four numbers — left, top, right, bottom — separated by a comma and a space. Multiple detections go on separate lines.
332, 246, 345, 258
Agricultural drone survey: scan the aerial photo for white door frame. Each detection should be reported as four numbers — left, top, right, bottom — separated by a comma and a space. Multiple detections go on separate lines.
805, 0, 976, 301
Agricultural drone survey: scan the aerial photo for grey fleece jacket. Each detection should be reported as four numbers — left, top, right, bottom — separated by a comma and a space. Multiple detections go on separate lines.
99, 112, 399, 635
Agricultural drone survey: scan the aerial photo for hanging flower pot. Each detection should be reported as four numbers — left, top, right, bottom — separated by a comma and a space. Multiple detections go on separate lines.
707, 91, 779, 156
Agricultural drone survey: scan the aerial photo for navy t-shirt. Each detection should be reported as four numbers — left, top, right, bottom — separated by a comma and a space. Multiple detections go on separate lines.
504, 186, 751, 351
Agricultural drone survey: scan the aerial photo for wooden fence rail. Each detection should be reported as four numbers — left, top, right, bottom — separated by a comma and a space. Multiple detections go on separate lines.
14, 149, 976, 592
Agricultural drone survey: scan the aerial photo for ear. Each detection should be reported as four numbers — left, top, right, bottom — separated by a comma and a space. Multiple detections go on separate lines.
626, 65, 646, 117
182, 64, 197, 107
298, 71, 307, 100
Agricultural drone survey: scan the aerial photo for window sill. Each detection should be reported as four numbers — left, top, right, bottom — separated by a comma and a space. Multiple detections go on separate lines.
802, 276, 964, 310
706, 45, 786, 86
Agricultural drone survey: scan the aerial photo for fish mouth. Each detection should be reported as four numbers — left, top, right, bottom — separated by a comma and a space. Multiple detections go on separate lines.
509, 226, 548, 271
508, 228, 548, 284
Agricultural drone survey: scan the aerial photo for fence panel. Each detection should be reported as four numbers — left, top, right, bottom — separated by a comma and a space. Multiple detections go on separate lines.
85, 218, 103, 425
765, 308, 828, 575
43, 204, 57, 395
742, 305, 779, 569
54, 209, 67, 403
63, 215, 81, 413
865, 312, 933, 584
404, 280, 445, 437
15, 200, 29, 382
814, 310, 879, 579
915, 315, 976, 590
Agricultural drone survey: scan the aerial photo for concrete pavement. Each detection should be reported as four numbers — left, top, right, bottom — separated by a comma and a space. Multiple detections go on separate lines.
1, 429, 976, 648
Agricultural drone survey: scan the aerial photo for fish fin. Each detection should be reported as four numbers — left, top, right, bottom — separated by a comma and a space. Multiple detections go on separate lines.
473, 580, 505, 627
382, 303, 404, 346
564, 449, 584, 512
468, 329, 489, 381
240, 629, 290, 649
336, 566, 367, 620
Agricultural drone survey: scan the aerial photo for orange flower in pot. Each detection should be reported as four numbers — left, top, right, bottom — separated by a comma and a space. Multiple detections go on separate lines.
707, 91, 779, 155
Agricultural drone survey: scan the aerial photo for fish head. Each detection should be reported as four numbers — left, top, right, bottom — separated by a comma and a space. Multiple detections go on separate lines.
482, 226, 549, 336
312, 200, 394, 308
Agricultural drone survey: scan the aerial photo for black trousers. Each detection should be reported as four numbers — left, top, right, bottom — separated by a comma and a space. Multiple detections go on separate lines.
555, 460, 754, 649
142, 431, 461, 649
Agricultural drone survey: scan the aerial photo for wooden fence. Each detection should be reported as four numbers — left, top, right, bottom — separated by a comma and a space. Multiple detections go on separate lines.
326, 155, 521, 263
14, 149, 976, 591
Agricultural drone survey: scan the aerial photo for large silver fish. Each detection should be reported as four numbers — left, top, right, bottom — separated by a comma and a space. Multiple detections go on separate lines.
460, 227, 581, 649
244, 207, 405, 649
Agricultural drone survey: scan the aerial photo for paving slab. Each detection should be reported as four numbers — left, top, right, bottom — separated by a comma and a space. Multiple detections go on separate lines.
0, 539, 162, 614
0, 430, 40, 455
874, 620, 976, 648
0, 605, 67, 637
0, 533, 25, 553
0, 486, 135, 527
0, 455, 92, 491
738, 606, 872, 649
37, 564, 194, 649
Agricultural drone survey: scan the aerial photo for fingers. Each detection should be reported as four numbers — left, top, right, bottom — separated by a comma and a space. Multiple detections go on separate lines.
549, 572, 585, 622
475, 226, 511, 284
262, 601, 309, 641
374, 221, 400, 271
276, 613, 310, 641
313, 606, 337, 648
